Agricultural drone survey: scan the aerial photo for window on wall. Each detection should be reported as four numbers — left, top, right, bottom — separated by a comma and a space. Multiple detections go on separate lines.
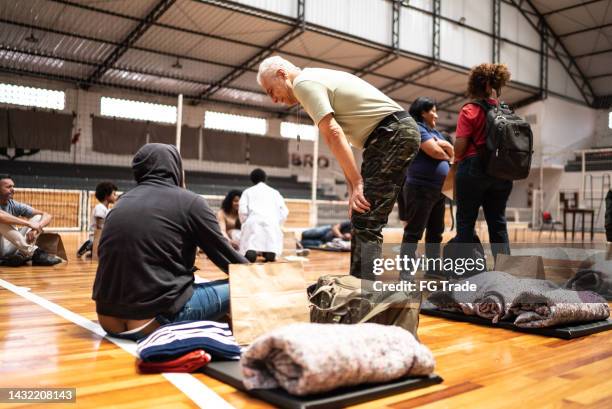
204, 111, 267, 135
100, 97, 177, 124
280, 122, 317, 141
0, 83, 65, 110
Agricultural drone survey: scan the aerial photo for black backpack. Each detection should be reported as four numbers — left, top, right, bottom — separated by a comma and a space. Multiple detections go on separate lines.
468, 100, 533, 181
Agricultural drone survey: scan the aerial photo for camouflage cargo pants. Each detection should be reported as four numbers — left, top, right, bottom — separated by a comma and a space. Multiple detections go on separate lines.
350, 114, 420, 279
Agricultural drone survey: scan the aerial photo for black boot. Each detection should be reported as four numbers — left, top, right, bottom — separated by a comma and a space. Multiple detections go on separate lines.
263, 252, 276, 262
245, 250, 257, 263
77, 239, 93, 257
0, 253, 28, 267
32, 248, 62, 266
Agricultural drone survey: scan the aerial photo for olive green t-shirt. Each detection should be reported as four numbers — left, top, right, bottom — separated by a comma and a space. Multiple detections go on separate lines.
292, 68, 403, 148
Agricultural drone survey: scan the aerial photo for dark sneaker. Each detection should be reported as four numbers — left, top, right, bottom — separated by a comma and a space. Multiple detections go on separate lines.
0, 253, 28, 267
77, 239, 93, 257
32, 248, 62, 266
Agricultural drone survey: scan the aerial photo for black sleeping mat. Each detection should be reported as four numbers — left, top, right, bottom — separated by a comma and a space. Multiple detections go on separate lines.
201, 360, 443, 409
421, 301, 612, 339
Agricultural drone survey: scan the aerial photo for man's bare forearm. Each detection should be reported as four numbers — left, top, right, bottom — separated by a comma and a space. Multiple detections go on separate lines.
0, 210, 32, 227
319, 115, 361, 188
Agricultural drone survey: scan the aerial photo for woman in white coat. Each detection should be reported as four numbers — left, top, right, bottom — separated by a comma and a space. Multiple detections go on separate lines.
239, 168, 289, 262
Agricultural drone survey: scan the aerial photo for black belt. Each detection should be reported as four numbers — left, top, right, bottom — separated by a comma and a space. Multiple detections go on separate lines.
364, 110, 412, 148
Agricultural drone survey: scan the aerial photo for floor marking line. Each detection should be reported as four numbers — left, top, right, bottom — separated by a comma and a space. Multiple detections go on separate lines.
0, 277, 235, 409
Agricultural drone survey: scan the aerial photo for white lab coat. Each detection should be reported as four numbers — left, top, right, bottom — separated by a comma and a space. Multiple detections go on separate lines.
239, 182, 289, 256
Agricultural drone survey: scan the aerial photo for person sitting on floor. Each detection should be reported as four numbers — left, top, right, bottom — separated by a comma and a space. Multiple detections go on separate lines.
77, 181, 118, 257
217, 189, 242, 251
92, 144, 248, 341
0, 174, 61, 267
300, 220, 352, 248
239, 168, 289, 263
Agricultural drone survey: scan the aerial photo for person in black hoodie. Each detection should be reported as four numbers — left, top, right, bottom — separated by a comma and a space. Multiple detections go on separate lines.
92, 143, 248, 340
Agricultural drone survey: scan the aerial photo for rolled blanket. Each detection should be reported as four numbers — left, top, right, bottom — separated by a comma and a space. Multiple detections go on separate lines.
565, 260, 612, 299
510, 289, 610, 328
241, 323, 435, 396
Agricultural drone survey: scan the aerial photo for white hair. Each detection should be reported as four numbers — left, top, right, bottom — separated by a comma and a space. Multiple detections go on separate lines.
257, 56, 299, 86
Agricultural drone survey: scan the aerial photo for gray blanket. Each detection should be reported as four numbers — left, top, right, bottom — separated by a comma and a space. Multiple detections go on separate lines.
428, 271, 609, 328
241, 323, 435, 396
565, 260, 612, 300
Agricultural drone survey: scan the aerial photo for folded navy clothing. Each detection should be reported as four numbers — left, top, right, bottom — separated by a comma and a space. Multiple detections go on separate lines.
137, 321, 241, 362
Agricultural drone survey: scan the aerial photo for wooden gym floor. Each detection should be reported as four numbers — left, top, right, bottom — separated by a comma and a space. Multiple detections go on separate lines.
0, 231, 611, 408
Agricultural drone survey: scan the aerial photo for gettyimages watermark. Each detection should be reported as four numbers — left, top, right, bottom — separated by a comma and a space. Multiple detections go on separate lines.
357, 242, 612, 303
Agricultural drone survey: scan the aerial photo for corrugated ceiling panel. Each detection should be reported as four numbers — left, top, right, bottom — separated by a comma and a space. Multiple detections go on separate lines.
0, 52, 91, 79
374, 58, 428, 79
563, 27, 612, 58
590, 77, 612, 95
360, 74, 393, 90
102, 69, 204, 95
416, 69, 469, 94
159, 0, 289, 47
117, 49, 230, 84
388, 84, 454, 104
577, 53, 612, 77
546, 2, 612, 36
0, 24, 113, 64
213, 87, 276, 108
134, 25, 260, 66
70, 0, 159, 18
1, 0, 135, 43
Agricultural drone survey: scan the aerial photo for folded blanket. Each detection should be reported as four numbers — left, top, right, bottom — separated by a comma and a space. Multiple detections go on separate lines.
428, 272, 609, 327
241, 323, 434, 396
510, 288, 610, 328
565, 260, 612, 299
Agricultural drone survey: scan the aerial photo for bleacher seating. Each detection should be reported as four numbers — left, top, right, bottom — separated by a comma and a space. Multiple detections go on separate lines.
0, 160, 338, 200
564, 150, 612, 172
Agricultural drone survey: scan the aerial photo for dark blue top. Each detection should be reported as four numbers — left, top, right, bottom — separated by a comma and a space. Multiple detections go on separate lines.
404, 122, 450, 189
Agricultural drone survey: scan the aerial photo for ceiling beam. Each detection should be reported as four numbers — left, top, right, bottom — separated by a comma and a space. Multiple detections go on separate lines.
575, 48, 612, 59
510, 0, 595, 106
84, 0, 176, 86
559, 21, 612, 38
542, 0, 604, 16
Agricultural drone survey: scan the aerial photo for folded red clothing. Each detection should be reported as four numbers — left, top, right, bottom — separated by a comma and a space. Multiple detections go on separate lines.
137, 349, 211, 374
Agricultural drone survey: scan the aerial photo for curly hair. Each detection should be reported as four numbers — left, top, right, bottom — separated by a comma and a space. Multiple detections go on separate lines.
467, 63, 511, 99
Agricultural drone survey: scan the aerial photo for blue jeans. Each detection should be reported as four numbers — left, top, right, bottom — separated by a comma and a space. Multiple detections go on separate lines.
158, 280, 230, 324
456, 156, 513, 260
106, 280, 230, 341
301, 225, 334, 248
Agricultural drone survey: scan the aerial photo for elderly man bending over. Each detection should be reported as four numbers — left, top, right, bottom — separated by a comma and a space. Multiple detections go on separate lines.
257, 56, 420, 279
0, 174, 61, 266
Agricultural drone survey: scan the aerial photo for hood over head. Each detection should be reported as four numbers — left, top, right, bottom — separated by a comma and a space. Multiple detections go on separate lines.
132, 143, 183, 187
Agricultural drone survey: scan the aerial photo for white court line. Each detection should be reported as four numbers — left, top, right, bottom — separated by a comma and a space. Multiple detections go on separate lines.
0, 277, 235, 409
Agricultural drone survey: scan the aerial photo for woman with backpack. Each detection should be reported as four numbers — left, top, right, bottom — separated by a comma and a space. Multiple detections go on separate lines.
453, 63, 513, 261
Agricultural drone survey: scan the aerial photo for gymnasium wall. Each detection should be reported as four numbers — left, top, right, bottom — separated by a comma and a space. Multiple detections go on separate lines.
0, 73, 355, 198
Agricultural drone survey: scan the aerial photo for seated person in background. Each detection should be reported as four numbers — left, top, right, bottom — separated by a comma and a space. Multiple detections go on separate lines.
301, 221, 351, 248
92, 144, 248, 341
239, 168, 288, 263
0, 174, 61, 267
217, 189, 242, 250
77, 181, 118, 257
